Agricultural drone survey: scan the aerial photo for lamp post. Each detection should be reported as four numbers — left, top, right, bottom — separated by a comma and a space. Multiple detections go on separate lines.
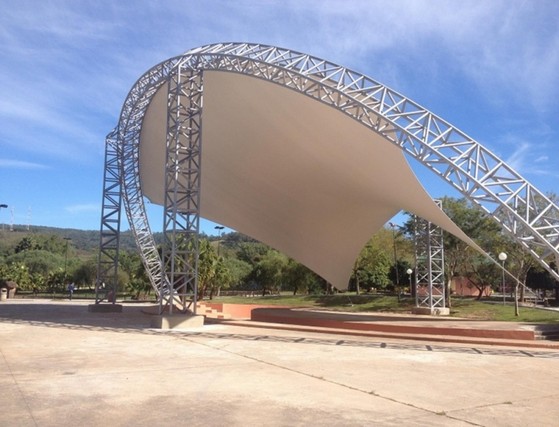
498, 252, 507, 305
63, 237, 72, 281
0, 204, 7, 231
388, 222, 400, 297
406, 268, 413, 294
214, 226, 224, 257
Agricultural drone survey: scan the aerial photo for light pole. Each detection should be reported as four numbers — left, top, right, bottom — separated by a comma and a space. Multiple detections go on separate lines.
63, 237, 72, 281
498, 252, 507, 305
406, 268, 413, 294
0, 204, 7, 230
388, 222, 400, 296
214, 226, 224, 257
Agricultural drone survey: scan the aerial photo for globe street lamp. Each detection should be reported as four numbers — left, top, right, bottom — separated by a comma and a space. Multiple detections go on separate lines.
498, 252, 507, 305
406, 268, 413, 294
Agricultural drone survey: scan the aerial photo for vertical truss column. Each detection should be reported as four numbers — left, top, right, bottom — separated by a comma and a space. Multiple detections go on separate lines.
414, 200, 447, 314
95, 129, 122, 304
161, 64, 203, 315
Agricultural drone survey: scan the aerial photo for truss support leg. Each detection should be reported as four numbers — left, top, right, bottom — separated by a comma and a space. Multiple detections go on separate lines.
413, 200, 448, 315
161, 65, 203, 315
94, 129, 122, 308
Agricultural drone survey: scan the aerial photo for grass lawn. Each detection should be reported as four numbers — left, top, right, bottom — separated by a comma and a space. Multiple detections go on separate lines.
211, 293, 559, 323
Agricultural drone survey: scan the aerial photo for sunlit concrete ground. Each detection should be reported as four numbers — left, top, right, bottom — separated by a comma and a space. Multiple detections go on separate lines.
1, 300, 558, 427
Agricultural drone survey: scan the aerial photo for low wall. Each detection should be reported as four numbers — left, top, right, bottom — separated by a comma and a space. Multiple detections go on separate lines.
199, 303, 289, 319
250, 308, 537, 341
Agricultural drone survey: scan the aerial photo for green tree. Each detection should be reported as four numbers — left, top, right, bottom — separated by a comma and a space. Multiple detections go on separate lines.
285, 260, 324, 295
0, 263, 32, 290
45, 270, 66, 293
441, 197, 504, 301
236, 241, 270, 265
352, 232, 393, 294
253, 250, 289, 295
14, 236, 40, 253
73, 258, 98, 289
209, 257, 233, 299
222, 257, 252, 289
117, 251, 151, 299
197, 239, 219, 299
6, 250, 63, 278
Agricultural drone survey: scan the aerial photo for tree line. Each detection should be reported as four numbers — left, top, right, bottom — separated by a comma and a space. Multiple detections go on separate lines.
1, 197, 557, 303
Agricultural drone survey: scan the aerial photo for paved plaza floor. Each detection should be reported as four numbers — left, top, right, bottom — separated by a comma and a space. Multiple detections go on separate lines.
1, 300, 558, 426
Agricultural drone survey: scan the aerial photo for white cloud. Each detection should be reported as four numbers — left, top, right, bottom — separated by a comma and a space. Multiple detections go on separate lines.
501, 137, 557, 179
505, 141, 531, 172
263, 1, 559, 111
0, 159, 49, 169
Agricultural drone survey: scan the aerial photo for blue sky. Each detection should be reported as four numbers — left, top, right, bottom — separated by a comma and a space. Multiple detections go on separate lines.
0, 0, 558, 235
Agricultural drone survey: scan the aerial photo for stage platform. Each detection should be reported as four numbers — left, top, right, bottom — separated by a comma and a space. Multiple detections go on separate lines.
207, 306, 559, 349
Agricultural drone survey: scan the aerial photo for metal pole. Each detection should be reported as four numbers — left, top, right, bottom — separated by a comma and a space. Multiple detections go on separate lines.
214, 225, 224, 257
0, 204, 7, 231
389, 222, 400, 289
406, 268, 413, 294
502, 260, 505, 305
498, 252, 507, 305
63, 237, 71, 280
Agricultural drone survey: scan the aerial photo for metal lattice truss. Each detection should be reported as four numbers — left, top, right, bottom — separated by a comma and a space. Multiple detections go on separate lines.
161, 66, 203, 314
105, 42, 559, 300
414, 201, 446, 309
95, 129, 121, 304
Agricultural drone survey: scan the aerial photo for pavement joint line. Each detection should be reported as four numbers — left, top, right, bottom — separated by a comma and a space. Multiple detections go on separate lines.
4, 318, 559, 359
3, 316, 559, 360
178, 332, 484, 426
442, 393, 559, 424
163, 329, 559, 360
0, 348, 39, 427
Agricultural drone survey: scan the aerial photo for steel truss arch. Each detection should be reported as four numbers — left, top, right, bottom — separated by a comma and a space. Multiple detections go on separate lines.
113, 42, 559, 295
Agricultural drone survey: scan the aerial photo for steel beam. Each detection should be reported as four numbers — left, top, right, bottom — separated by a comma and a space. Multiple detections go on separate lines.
95, 129, 121, 304
161, 65, 203, 314
414, 200, 446, 310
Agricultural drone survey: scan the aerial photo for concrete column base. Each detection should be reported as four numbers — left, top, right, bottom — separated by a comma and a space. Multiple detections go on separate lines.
150, 314, 205, 329
412, 307, 450, 316
88, 304, 123, 313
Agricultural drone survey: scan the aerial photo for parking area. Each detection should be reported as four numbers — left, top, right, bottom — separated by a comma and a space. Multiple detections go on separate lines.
1, 300, 558, 426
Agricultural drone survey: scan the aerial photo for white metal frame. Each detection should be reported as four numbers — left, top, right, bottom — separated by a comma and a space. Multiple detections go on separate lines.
102, 42, 559, 302
161, 65, 203, 314
95, 129, 121, 304
414, 200, 446, 309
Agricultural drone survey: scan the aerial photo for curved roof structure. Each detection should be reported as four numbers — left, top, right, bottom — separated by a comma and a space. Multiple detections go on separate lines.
103, 43, 559, 298
139, 71, 478, 288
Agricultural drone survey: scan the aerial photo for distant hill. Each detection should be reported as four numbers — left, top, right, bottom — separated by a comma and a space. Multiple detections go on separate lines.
1, 225, 144, 253
1, 225, 246, 254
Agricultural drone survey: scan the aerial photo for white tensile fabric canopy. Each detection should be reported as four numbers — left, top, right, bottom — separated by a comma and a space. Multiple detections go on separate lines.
139, 71, 479, 289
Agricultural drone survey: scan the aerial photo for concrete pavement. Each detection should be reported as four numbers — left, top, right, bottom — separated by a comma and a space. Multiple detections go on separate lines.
1, 300, 558, 426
